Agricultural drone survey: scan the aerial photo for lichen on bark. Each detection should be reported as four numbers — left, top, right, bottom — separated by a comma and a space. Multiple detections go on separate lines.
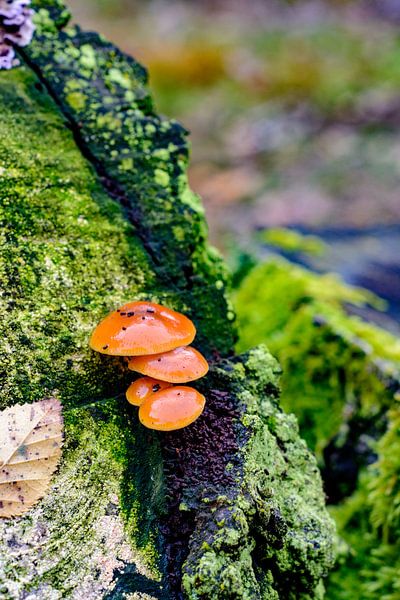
0, 2, 335, 598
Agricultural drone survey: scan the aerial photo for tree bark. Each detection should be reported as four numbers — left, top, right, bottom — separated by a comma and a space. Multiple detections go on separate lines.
0, 2, 335, 598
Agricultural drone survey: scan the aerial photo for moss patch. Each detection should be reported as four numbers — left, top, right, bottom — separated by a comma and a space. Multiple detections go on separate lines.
0, 63, 167, 596
0, 398, 165, 599
0, 67, 158, 410
235, 258, 400, 463
327, 407, 400, 599
235, 257, 400, 599
181, 347, 335, 599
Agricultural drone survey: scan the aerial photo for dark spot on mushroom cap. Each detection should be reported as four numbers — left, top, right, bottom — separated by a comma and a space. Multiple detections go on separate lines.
126, 376, 172, 407
90, 301, 196, 356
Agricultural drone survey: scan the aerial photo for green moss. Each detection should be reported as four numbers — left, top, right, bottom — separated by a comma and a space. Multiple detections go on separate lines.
235, 258, 399, 457
0, 398, 164, 598
0, 67, 159, 411
182, 347, 335, 599
235, 257, 400, 599
327, 408, 400, 600
0, 3, 336, 596
0, 64, 167, 596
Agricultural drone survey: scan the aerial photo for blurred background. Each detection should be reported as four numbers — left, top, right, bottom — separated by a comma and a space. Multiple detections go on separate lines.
66, 0, 400, 325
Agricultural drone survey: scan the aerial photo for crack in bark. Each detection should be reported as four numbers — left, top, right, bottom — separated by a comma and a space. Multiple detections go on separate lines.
19, 49, 173, 289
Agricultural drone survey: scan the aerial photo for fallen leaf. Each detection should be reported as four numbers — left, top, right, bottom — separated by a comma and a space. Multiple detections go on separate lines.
0, 398, 64, 518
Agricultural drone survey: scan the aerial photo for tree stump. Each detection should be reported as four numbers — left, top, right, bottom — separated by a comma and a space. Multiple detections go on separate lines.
0, 2, 335, 598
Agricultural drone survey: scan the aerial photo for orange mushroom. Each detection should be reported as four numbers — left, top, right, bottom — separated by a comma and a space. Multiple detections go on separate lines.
126, 377, 172, 407
90, 301, 196, 356
128, 346, 209, 383
139, 386, 206, 431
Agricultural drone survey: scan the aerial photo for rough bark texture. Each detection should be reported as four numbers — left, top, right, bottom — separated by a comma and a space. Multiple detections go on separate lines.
0, 2, 335, 598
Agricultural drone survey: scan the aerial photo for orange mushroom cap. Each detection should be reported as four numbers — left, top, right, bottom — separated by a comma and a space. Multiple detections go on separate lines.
89, 301, 196, 356
128, 346, 209, 383
139, 386, 206, 431
126, 377, 172, 407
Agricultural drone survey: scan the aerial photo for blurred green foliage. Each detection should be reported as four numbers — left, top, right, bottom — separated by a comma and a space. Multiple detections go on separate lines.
235, 257, 397, 454
146, 25, 400, 119
260, 227, 326, 255
67, 2, 400, 118
329, 407, 400, 599
234, 253, 400, 597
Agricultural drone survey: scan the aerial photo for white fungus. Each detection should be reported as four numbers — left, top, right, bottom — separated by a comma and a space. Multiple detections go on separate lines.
0, 0, 35, 70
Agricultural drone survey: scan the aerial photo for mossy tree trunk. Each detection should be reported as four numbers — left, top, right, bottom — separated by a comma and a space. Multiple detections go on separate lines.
0, 2, 335, 598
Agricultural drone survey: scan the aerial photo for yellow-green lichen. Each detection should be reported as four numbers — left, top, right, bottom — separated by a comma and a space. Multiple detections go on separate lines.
24, 5, 235, 356
0, 67, 158, 410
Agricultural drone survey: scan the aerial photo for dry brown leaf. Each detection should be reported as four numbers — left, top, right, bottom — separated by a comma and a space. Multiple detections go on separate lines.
0, 398, 63, 518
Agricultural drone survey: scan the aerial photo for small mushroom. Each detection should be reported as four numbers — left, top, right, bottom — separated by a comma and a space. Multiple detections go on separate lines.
90, 301, 196, 356
126, 377, 172, 407
139, 386, 206, 431
128, 346, 209, 383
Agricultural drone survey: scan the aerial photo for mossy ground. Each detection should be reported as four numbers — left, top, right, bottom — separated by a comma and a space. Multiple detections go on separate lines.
235, 258, 400, 459
235, 255, 400, 598
327, 406, 400, 600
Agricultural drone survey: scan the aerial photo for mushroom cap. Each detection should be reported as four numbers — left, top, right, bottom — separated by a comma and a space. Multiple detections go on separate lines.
126, 377, 172, 407
139, 386, 206, 431
89, 301, 196, 356
128, 346, 209, 383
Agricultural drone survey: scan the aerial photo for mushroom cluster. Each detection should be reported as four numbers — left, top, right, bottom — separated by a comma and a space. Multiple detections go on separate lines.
90, 301, 208, 431
0, 0, 35, 70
